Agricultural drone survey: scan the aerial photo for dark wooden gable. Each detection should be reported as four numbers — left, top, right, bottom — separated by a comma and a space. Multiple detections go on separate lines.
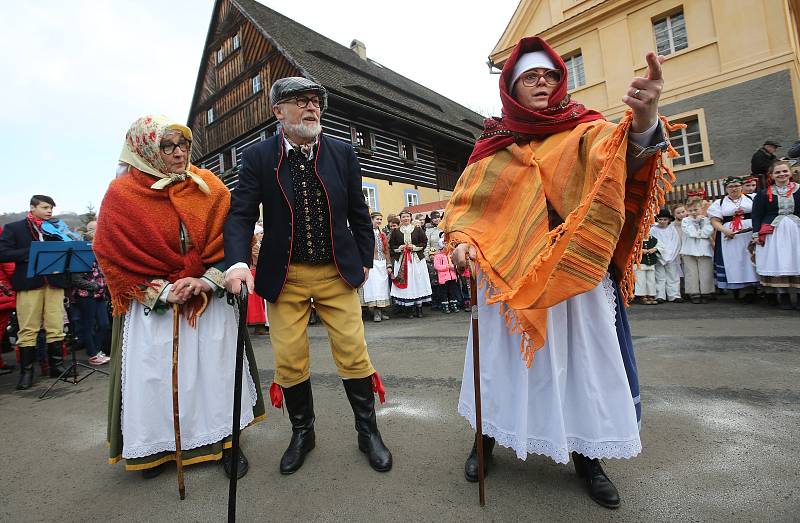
187, 0, 300, 161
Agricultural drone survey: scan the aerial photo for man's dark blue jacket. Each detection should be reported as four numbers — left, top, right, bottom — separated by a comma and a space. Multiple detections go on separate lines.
0, 219, 68, 291
224, 132, 374, 302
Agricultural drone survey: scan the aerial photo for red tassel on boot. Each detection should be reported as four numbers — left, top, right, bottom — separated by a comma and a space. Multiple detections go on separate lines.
371, 372, 386, 404
269, 382, 284, 412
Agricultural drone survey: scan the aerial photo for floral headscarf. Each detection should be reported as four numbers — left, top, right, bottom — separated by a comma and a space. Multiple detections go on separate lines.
118, 115, 210, 194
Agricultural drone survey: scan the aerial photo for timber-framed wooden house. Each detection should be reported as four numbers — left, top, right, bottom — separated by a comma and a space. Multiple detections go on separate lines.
187, 0, 485, 213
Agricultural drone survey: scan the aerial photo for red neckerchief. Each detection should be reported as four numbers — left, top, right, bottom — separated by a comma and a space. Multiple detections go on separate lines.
467, 36, 604, 165
767, 181, 797, 203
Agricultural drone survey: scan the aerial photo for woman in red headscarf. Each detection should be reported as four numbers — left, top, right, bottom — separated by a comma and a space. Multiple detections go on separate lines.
444, 37, 678, 509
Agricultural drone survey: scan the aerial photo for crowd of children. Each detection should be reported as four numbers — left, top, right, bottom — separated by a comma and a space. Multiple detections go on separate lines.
634, 161, 800, 309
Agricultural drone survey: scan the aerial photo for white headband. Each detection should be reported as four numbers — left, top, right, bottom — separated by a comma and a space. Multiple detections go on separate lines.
510, 51, 558, 87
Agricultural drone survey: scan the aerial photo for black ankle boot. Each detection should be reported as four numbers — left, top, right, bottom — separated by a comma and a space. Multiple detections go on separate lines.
779, 293, 793, 310
343, 376, 392, 472
414, 305, 423, 318
571, 452, 620, 509
222, 447, 249, 479
279, 380, 316, 474
464, 434, 495, 482
47, 341, 67, 377
16, 346, 36, 390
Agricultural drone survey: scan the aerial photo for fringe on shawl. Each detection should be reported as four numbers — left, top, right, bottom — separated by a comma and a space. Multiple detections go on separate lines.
447, 112, 684, 368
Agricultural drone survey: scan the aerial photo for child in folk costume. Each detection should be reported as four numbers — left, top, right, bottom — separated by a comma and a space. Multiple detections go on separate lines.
634, 234, 659, 304
650, 208, 683, 302
445, 36, 676, 508
361, 212, 393, 322
743, 175, 759, 197
707, 176, 759, 301
681, 199, 715, 303
389, 210, 432, 318
433, 238, 463, 313
752, 160, 800, 309
94, 115, 265, 480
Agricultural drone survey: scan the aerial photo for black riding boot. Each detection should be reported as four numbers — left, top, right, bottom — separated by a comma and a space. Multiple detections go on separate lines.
279, 379, 316, 474
464, 434, 495, 482
47, 341, 67, 377
572, 452, 620, 509
16, 346, 36, 390
343, 376, 392, 472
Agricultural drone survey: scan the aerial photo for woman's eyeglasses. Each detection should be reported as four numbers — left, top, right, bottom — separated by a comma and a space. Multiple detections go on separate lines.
159, 140, 191, 155
520, 69, 562, 87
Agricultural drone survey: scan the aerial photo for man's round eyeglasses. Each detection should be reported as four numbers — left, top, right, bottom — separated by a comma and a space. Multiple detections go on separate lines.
280, 96, 322, 109
159, 140, 191, 155
520, 69, 562, 87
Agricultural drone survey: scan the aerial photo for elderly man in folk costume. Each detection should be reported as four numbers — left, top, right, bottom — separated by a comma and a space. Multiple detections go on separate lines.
224, 78, 392, 475
94, 115, 265, 480
445, 37, 679, 509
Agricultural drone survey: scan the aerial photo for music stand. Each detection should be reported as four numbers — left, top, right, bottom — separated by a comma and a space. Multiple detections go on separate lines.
28, 241, 109, 399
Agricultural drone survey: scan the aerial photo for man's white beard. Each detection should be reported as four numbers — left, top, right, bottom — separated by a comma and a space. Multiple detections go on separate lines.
283, 121, 322, 142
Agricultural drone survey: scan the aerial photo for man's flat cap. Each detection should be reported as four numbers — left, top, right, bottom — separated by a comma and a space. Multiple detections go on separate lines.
270, 77, 328, 112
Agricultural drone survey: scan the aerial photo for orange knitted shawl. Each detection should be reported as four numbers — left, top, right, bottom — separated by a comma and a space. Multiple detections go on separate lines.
94, 165, 229, 315
443, 112, 678, 366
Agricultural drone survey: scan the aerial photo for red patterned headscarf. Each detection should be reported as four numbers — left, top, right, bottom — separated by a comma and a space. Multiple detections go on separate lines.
468, 36, 604, 165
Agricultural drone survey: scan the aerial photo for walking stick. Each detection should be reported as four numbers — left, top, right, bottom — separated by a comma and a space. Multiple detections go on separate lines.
469, 263, 486, 506
172, 304, 186, 500
227, 283, 248, 523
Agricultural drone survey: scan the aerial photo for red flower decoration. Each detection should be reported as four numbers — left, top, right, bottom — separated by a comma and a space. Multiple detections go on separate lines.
149, 131, 156, 141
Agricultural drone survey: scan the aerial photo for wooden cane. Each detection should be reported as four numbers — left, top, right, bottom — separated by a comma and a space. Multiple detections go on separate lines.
172, 304, 186, 500
469, 263, 486, 506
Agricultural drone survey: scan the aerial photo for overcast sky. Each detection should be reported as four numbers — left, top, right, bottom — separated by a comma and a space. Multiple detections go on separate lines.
1, 0, 519, 214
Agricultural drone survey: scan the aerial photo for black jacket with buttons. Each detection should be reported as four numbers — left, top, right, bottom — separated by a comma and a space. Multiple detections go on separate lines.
224, 132, 374, 303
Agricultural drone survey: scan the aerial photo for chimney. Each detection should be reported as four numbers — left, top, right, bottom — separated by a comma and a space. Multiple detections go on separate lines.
350, 39, 367, 60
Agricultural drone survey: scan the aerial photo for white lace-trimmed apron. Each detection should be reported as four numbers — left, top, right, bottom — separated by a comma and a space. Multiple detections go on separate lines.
120, 298, 258, 459
756, 216, 800, 276
363, 259, 391, 303
458, 272, 641, 464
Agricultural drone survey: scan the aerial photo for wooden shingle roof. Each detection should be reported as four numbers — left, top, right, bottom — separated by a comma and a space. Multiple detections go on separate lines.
232, 0, 485, 144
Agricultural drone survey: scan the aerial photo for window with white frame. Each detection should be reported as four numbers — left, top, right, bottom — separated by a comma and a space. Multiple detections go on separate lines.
398, 139, 417, 163
252, 75, 262, 94
563, 53, 586, 91
653, 11, 688, 55
230, 146, 237, 168
232, 34, 240, 50
350, 124, 375, 151
207, 107, 214, 124
362, 185, 378, 210
216, 48, 224, 64
218, 152, 225, 173
405, 191, 419, 207
671, 117, 703, 167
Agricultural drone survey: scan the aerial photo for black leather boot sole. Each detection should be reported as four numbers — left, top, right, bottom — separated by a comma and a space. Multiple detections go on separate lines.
464, 435, 495, 482
344, 377, 392, 472
223, 448, 250, 479
571, 452, 620, 509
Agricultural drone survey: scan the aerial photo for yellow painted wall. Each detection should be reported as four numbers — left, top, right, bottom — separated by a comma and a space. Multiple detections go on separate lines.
363, 177, 452, 215
491, 0, 800, 124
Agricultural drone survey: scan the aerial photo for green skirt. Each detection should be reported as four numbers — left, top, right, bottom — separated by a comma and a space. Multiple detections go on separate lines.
106, 313, 266, 471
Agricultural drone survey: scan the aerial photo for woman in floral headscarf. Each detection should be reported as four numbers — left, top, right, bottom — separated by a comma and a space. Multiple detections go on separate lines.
94, 115, 265, 481
444, 37, 678, 509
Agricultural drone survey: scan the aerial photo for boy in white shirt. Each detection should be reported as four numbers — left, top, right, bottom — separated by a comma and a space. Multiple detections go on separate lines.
680, 200, 715, 303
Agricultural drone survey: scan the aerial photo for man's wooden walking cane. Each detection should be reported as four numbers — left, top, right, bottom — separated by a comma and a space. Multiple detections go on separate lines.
227, 283, 248, 523
469, 262, 486, 506
172, 304, 186, 500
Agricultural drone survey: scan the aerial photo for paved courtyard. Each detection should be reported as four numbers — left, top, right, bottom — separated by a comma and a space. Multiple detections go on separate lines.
1, 295, 798, 522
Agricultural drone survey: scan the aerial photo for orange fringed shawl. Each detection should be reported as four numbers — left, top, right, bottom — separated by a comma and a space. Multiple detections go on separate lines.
94, 165, 229, 316
443, 112, 680, 366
